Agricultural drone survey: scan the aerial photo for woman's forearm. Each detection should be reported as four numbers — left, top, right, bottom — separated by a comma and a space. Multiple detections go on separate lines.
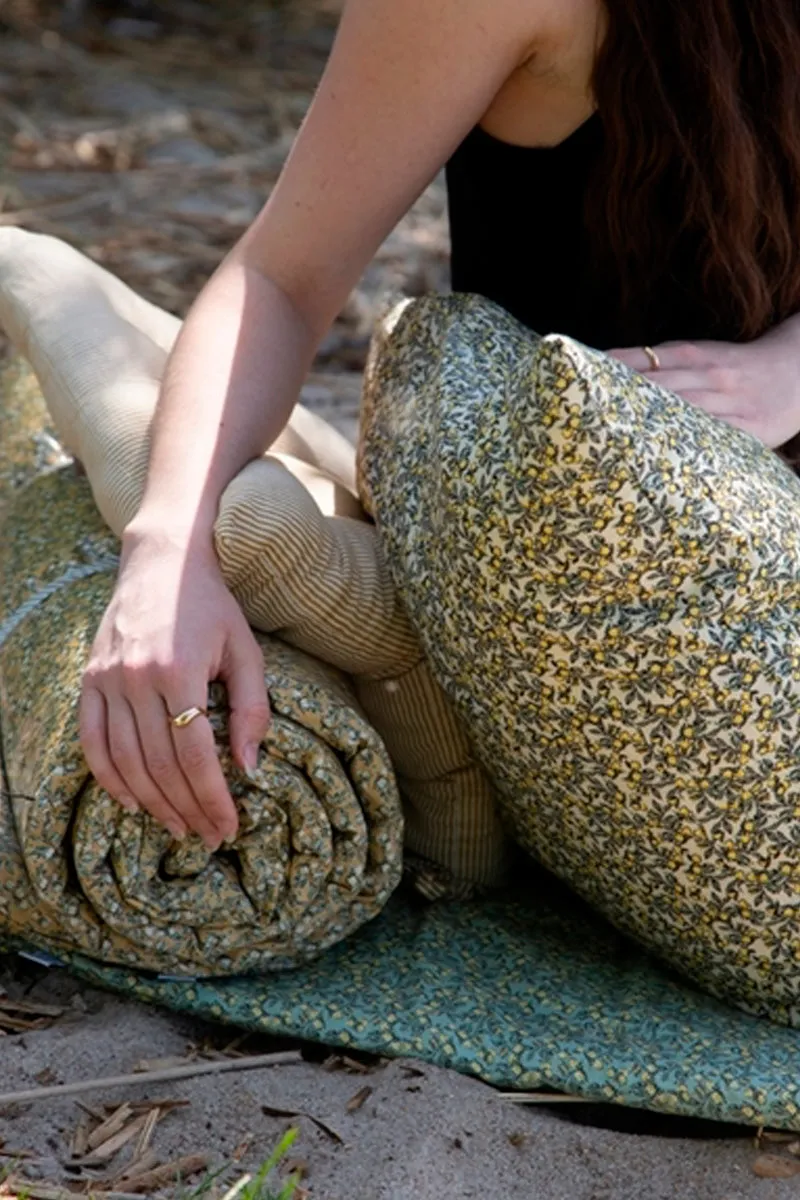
128, 256, 318, 550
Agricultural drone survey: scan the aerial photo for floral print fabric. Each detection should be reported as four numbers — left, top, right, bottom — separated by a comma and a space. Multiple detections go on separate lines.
359, 293, 800, 1026
0, 362, 403, 976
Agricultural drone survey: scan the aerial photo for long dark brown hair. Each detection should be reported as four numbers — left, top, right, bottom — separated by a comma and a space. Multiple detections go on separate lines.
591, 0, 800, 346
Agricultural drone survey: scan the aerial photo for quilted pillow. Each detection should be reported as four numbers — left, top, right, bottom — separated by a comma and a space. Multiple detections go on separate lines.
359, 292, 800, 1025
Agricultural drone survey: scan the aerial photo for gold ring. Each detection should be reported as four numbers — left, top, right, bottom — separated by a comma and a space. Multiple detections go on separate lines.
170, 706, 208, 729
643, 345, 661, 371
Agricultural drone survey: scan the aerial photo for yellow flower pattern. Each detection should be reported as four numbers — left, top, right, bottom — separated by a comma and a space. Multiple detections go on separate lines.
360, 293, 800, 1025
0, 361, 403, 976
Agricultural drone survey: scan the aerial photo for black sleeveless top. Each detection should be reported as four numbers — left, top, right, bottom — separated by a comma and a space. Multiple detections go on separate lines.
446, 115, 727, 351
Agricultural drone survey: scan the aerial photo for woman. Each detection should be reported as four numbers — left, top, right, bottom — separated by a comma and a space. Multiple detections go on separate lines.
79, 0, 800, 852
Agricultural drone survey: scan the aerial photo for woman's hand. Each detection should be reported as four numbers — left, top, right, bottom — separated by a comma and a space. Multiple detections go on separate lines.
609, 313, 800, 450
79, 529, 271, 850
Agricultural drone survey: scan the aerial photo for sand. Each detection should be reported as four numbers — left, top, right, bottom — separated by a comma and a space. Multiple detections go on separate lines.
1, 957, 798, 1200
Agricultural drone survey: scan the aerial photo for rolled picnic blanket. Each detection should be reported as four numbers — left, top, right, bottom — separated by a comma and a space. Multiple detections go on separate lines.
0, 227, 511, 893
0, 362, 403, 976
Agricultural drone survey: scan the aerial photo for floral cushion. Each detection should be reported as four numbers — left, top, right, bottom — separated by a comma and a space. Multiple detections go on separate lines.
359, 292, 800, 1025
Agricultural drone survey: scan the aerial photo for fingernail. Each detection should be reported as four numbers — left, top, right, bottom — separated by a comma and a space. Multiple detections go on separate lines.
118, 794, 139, 814
169, 826, 186, 841
204, 836, 221, 852
244, 743, 259, 772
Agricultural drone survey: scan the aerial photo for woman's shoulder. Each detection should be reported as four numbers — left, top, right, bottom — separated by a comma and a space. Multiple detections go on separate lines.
478, 0, 604, 148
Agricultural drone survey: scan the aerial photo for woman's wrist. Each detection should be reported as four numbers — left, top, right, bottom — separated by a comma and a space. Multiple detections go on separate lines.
121, 510, 218, 566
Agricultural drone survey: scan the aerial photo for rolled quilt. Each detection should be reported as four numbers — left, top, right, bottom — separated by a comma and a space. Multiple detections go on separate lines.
0, 363, 403, 975
0, 227, 511, 893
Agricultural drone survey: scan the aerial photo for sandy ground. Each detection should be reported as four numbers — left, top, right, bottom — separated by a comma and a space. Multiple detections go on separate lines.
2, 959, 800, 1200
3, 6, 800, 1198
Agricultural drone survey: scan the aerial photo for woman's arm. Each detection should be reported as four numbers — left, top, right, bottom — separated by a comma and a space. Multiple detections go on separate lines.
132, 0, 549, 543
81, 0, 551, 849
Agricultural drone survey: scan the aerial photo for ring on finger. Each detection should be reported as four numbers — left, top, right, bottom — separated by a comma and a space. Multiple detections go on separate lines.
170, 705, 209, 729
643, 345, 661, 371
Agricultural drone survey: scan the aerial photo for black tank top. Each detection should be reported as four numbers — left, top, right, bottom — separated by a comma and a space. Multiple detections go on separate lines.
446, 116, 727, 351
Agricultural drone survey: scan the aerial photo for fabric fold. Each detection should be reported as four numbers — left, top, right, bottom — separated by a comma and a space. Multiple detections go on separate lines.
0, 362, 403, 975
0, 227, 511, 891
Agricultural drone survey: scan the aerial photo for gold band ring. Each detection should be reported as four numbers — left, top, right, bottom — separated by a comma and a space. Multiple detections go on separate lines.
643, 345, 661, 371
170, 706, 208, 729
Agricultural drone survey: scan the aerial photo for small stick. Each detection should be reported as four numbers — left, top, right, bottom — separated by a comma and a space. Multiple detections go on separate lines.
4, 1182, 142, 1200
74, 1114, 148, 1166
87, 1104, 134, 1151
112, 1149, 160, 1187
222, 1175, 253, 1200
0, 1050, 301, 1106
497, 1092, 598, 1105
132, 1106, 160, 1159
110, 1153, 208, 1193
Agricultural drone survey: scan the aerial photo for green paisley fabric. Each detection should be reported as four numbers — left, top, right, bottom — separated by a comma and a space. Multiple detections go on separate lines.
0, 362, 403, 976
359, 293, 800, 1026
8, 877, 800, 1132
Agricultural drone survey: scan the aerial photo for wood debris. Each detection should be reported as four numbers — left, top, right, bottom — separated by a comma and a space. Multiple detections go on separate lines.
0, 998, 64, 1035
1, 1181, 142, 1200
262, 1105, 343, 1146
753, 1153, 800, 1179
322, 1053, 375, 1075
61, 1100, 172, 1187
107, 1152, 208, 1193
345, 1086, 373, 1114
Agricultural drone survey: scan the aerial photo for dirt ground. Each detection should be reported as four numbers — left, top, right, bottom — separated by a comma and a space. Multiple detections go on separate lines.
2, 5, 800, 1198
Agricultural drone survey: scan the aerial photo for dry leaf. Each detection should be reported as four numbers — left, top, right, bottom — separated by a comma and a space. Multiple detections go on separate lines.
231, 1133, 255, 1162
753, 1154, 800, 1179
323, 1054, 374, 1075
283, 1158, 310, 1180
346, 1086, 373, 1114
262, 1105, 343, 1145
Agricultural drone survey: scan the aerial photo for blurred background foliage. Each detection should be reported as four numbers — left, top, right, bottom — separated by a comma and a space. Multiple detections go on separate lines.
0, 0, 447, 432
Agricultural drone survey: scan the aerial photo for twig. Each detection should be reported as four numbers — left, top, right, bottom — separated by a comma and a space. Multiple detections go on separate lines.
3, 1182, 142, 1200
0, 1050, 301, 1106
221, 1175, 252, 1200
106, 1153, 208, 1194
497, 1091, 598, 1105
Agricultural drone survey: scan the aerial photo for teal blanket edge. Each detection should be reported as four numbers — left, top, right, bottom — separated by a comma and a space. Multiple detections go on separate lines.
6, 884, 800, 1131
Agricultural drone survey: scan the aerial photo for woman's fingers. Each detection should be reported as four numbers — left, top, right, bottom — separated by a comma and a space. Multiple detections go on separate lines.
223, 621, 271, 775
164, 675, 240, 845
132, 692, 224, 850
105, 693, 189, 840
606, 346, 656, 373
79, 685, 139, 814
82, 671, 238, 847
